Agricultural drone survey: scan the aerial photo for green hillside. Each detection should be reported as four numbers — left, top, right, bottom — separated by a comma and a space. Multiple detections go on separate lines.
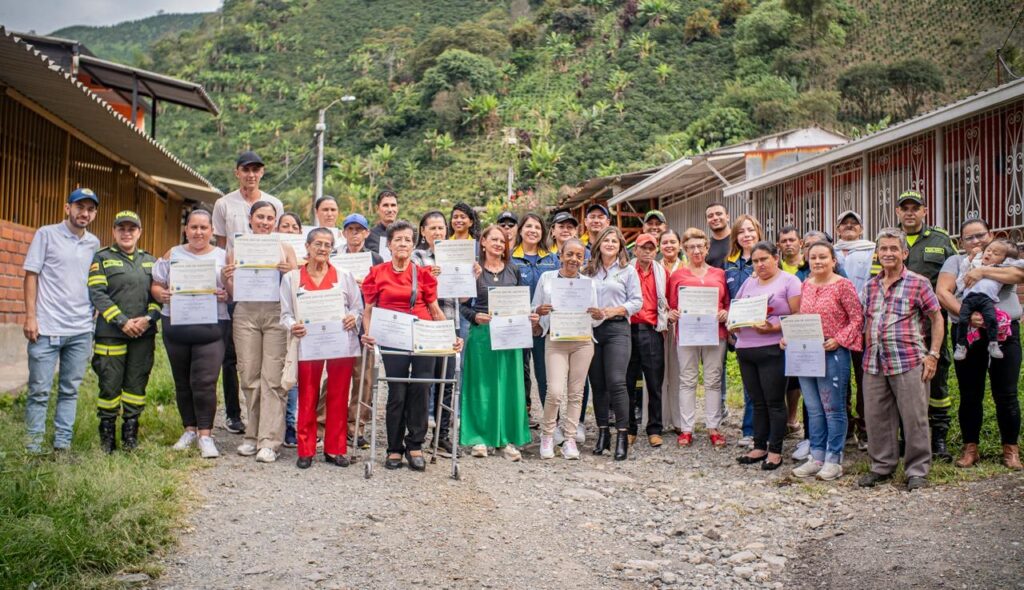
63, 0, 1024, 222
52, 12, 209, 66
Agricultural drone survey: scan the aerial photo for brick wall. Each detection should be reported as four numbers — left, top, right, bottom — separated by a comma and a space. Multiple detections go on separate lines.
0, 220, 34, 326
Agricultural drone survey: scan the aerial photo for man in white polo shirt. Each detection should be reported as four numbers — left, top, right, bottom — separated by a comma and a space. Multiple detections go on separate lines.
23, 188, 101, 453
212, 151, 284, 434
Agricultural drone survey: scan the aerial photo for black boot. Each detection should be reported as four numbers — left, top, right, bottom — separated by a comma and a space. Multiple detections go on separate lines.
99, 418, 117, 454
593, 427, 611, 455
931, 427, 952, 463
122, 417, 139, 452
614, 430, 628, 461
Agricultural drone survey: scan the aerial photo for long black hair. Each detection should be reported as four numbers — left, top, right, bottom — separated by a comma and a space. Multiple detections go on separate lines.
417, 210, 447, 250
448, 202, 478, 239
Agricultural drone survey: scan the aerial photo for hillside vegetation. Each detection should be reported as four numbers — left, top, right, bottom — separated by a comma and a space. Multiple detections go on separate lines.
51, 13, 209, 65
62, 0, 1024, 221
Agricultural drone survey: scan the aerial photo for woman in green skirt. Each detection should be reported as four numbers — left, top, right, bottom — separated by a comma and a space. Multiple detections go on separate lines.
460, 225, 538, 460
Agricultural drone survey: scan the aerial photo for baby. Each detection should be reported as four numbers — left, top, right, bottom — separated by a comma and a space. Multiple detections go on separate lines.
953, 239, 1022, 361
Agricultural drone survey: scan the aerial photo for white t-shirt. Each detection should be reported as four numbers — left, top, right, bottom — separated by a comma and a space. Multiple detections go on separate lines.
212, 189, 284, 248
23, 222, 100, 336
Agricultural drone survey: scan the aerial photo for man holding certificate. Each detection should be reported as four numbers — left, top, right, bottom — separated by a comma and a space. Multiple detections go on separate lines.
730, 242, 802, 471
460, 225, 537, 462
531, 239, 596, 460
223, 202, 297, 464
280, 227, 363, 470
151, 210, 230, 460
666, 229, 730, 449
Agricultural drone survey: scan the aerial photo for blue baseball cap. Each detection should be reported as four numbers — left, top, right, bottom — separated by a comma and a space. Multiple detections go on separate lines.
343, 213, 369, 230
68, 188, 99, 205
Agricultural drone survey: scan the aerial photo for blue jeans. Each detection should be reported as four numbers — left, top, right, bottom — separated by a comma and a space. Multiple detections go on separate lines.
25, 332, 93, 451
798, 347, 851, 464
285, 385, 297, 428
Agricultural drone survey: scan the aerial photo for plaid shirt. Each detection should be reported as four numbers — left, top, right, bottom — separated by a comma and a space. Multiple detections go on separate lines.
863, 267, 940, 376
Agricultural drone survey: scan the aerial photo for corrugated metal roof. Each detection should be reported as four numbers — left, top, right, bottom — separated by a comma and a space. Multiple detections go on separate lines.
0, 27, 221, 203
78, 55, 220, 115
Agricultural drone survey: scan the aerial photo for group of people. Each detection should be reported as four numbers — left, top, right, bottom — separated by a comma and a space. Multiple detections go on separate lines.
23, 151, 1024, 490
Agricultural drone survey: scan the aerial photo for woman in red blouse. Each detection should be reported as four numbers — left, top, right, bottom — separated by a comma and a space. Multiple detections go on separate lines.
782, 241, 863, 481
361, 221, 452, 472
666, 228, 730, 448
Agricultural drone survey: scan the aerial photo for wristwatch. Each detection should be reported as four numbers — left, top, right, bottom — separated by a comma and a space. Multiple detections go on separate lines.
927, 350, 940, 359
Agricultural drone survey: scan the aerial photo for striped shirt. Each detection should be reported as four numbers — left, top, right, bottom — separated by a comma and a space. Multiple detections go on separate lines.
862, 267, 939, 376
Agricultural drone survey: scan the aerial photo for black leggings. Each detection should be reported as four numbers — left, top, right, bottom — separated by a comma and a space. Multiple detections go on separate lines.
589, 320, 631, 430
162, 318, 226, 430
955, 321, 1021, 445
382, 351, 435, 454
956, 293, 999, 346
737, 345, 788, 454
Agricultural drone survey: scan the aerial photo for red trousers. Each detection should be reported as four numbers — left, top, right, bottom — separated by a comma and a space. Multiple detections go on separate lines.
297, 357, 355, 458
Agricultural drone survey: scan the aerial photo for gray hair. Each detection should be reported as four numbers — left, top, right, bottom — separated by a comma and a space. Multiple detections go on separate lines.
306, 227, 336, 246
875, 227, 909, 252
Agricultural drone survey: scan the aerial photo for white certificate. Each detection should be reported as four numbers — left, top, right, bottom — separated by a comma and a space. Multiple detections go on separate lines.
369, 307, 415, 351
332, 251, 374, 281
489, 315, 534, 350
169, 294, 218, 325
781, 314, 824, 341
488, 286, 531, 316
437, 264, 477, 299
169, 259, 217, 294
296, 289, 346, 323
727, 294, 769, 329
549, 311, 592, 341
275, 233, 308, 261
379, 236, 392, 262
233, 268, 280, 302
678, 286, 719, 315
551, 278, 592, 312
678, 314, 719, 346
233, 233, 281, 268
413, 319, 457, 354
434, 240, 476, 265
299, 321, 349, 361
782, 314, 826, 377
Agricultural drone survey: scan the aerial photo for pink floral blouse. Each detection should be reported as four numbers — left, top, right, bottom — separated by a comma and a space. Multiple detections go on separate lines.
799, 278, 864, 352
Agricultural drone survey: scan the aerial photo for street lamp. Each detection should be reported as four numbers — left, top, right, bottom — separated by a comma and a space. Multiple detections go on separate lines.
313, 94, 356, 206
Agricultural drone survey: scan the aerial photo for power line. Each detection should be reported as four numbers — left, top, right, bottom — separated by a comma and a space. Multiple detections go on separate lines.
267, 146, 316, 194
973, 3, 1024, 93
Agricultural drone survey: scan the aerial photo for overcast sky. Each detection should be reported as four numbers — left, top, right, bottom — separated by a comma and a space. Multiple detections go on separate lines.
0, 0, 222, 34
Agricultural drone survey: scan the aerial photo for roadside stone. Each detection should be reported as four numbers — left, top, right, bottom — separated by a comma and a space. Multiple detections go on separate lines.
565, 487, 606, 501
763, 555, 787, 569
113, 573, 151, 586
733, 566, 755, 579
727, 550, 757, 564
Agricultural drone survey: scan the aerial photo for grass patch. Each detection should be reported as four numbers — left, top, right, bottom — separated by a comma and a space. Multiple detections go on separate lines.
0, 339, 201, 589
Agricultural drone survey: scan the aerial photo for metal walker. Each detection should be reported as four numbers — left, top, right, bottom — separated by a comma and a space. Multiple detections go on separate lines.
351, 344, 462, 480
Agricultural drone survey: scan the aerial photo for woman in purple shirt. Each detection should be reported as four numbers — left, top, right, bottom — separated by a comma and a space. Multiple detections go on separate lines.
730, 241, 802, 470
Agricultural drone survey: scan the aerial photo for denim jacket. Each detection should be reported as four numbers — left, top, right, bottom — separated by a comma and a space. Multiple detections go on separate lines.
510, 244, 560, 299
724, 251, 754, 300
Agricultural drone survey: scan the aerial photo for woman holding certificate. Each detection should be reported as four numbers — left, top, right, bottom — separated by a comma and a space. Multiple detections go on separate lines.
222, 201, 297, 463
150, 209, 230, 459
280, 227, 362, 469
666, 228, 730, 448
585, 227, 643, 461
731, 241, 801, 470
783, 242, 862, 481
724, 215, 764, 447
362, 221, 450, 472
531, 239, 595, 460
460, 225, 535, 461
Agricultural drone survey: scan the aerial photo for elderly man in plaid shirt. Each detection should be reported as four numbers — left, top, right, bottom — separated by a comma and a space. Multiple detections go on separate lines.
858, 228, 945, 492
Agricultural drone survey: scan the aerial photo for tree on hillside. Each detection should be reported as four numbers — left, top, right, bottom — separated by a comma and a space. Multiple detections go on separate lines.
406, 23, 510, 79
733, 0, 801, 60
628, 32, 657, 59
837, 63, 891, 124
683, 107, 757, 151
550, 6, 595, 39
719, 0, 751, 25
638, 0, 679, 28
683, 8, 721, 43
463, 94, 502, 136
419, 49, 501, 105
887, 59, 945, 120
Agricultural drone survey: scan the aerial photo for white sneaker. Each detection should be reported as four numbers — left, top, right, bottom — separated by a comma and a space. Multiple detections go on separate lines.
953, 344, 968, 361
539, 435, 555, 459
792, 439, 811, 461
988, 341, 1004, 359
236, 442, 258, 456
562, 439, 580, 460
428, 414, 437, 429
172, 430, 197, 451
255, 447, 278, 463
792, 458, 823, 478
553, 427, 565, 446
471, 444, 488, 458
736, 436, 754, 448
198, 436, 220, 458
316, 437, 324, 451
503, 444, 522, 462
817, 462, 843, 481
575, 423, 586, 444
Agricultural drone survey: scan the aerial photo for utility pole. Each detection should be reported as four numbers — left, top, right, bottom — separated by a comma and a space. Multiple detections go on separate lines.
313, 95, 356, 206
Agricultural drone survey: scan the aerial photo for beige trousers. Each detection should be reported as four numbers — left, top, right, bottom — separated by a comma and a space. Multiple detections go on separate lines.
677, 340, 727, 433
863, 364, 931, 478
233, 301, 288, 451
542, 339, 594, 437
662, 330, 682, 431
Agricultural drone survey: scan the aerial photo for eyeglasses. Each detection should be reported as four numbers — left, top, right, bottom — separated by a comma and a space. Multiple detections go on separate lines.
309, 241, 334, 251
962, 232, 988, 243
683, 244, 706, 251
499, 222, 517, 229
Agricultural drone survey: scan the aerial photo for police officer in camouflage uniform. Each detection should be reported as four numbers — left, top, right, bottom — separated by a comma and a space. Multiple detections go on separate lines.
88, 211, 162, 453
874, 191, 958, 461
